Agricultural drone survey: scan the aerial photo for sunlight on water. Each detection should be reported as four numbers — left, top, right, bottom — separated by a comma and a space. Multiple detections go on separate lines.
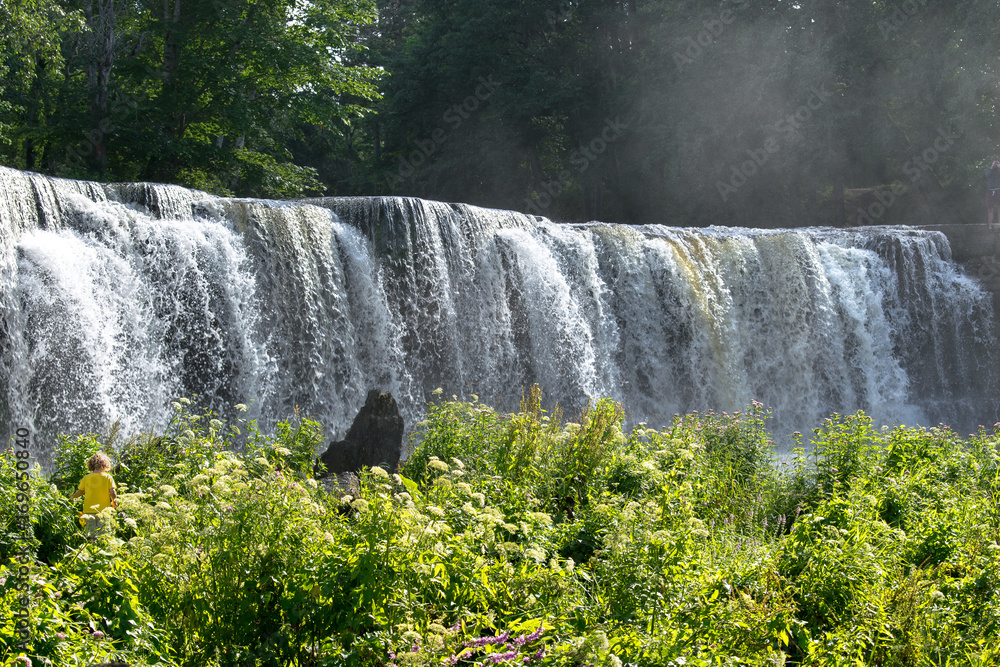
0, 167, 995, 463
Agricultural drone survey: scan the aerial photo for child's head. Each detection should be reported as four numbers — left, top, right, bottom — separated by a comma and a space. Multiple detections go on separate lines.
87, 451, 112, 473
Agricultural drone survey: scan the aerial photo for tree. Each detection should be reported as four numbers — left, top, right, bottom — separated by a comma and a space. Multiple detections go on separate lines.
0, 0, 381, 197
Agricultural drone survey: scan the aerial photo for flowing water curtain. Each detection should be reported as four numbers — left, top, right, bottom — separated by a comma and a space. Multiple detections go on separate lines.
0, 168, 272, 458
215, 197, 415, 429
0, 167, 996, 461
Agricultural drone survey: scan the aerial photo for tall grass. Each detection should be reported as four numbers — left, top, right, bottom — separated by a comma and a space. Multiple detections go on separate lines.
3, 388, 1000, 666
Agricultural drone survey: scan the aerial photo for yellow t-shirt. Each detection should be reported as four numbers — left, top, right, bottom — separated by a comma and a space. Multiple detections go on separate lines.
77, 471, 116, 514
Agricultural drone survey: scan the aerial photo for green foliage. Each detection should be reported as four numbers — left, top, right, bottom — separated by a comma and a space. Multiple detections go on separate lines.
5, 393, 1000, 665
0, 0, 380, 194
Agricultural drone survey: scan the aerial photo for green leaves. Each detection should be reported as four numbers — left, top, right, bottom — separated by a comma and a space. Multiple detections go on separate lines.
10, 397, 1000, 665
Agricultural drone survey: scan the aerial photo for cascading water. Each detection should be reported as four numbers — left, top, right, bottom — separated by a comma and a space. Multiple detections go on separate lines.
0, 166, 995, 464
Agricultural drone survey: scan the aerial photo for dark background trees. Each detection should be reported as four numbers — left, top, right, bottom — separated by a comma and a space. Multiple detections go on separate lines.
3, 0, 999, 226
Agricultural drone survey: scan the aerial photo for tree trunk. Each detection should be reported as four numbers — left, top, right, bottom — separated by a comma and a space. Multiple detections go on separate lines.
85, 0, 118, 179
162, 0, 183, 86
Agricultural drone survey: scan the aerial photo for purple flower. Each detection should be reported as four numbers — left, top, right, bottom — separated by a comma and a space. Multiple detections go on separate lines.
513, 624, 544, 646
14, 657, 32, 667
447, 649, 472, 665
55, 632, 67, 640
92, 630, 106, 639
466, 631, 511, 648
485, 650, 518, 663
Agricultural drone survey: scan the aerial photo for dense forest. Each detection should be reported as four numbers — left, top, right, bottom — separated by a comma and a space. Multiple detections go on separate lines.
2, 0, 999, 227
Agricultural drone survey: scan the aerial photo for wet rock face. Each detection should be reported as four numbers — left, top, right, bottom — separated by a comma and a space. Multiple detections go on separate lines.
319, 389, 404, 475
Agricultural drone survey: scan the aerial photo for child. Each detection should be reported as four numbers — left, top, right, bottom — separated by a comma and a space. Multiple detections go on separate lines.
70, 451, 117, 538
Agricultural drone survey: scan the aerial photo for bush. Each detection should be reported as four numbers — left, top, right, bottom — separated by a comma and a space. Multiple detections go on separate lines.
6, 394, 1000, 666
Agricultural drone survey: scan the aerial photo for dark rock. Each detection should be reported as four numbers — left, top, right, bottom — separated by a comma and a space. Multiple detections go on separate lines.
319, 471, 360, 499
318, 389, 404, 476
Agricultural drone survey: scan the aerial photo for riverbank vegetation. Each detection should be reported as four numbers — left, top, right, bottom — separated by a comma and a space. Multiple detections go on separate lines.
4, 388, 1000, 665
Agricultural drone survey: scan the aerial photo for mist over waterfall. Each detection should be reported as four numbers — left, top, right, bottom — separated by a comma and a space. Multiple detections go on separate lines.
0, 167, 995, 462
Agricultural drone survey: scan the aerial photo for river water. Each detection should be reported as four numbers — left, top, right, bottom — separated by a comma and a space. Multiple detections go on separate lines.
1, 167, 994, 462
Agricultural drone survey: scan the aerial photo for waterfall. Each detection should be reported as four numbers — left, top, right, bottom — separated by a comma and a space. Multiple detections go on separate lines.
0, 167, 995, 463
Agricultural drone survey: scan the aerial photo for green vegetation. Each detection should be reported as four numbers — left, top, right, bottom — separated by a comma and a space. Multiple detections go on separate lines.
3, 1, 999, 226
0, 0, 379, 197
4, 388, 1000, 665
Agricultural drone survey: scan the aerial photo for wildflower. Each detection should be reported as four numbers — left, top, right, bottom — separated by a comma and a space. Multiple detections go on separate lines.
14, 658, 31, 667
472, 492, 486, 506
427, 505, 446, 517
371, 466, 389, 478
92, 630, 106, 639
351, 499, 370, 513
428, 459, 450, 473
56, 632, 67, 640
524, 548, 545, 562
485, 650, 518, 663
274, 447, 292, 457
466, 631, 511, 648
514, 624, 544, 646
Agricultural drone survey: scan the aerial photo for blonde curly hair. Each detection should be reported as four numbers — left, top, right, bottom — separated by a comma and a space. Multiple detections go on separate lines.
87, 451, 112, 473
